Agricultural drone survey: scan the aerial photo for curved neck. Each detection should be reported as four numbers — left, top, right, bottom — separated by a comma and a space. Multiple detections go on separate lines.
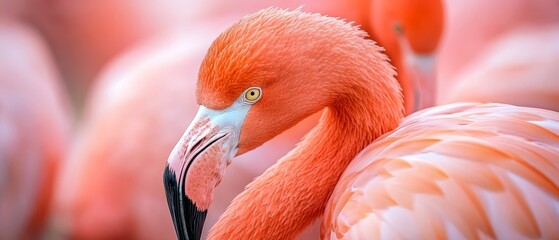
208, 62, 403, 239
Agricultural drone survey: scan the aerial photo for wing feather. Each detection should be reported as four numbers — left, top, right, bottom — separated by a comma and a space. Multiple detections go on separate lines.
323, 103, 559, 239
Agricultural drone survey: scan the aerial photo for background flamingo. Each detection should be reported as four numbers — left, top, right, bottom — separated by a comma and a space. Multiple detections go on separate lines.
0, 20, 70, 240
437, 0, 559, 105
369, 0, 444, 114
375, 0, 559, 114
437, 24, 559, 112
163, 8, 559, 239
388, 0, 559, 113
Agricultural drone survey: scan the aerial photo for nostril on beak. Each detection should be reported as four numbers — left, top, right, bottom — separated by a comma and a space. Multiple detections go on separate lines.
191, 137, 205, 152
185, 136, 207, 157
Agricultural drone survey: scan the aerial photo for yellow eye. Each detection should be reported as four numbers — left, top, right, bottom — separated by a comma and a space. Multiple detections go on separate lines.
244, 87, 262, 102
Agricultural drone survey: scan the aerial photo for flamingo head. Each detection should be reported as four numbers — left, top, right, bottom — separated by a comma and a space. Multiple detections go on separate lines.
163, 7, 387, 239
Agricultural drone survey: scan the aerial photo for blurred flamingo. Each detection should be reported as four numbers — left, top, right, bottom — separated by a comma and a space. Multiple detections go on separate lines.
369, 0, 444, 113
387, 0, 559, 112
438, 0, 559, 95
0, 0, 26, 18
438, 24, 559, 112
163, 8, 559, 239
0, 20, 70, 239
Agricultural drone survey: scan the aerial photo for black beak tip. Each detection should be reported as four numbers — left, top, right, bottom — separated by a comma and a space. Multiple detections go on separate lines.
164, 165, 207, 240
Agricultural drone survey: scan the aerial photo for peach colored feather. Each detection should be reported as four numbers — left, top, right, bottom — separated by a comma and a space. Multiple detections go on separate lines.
324, 103, 559, 239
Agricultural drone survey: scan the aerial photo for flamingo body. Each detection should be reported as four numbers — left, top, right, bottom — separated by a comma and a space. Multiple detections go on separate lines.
324, 103, 559, 239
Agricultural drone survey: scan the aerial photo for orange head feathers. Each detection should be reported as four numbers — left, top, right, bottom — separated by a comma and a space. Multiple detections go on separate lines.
197, 7, 401, 154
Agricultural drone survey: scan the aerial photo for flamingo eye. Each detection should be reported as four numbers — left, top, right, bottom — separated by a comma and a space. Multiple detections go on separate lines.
243, 87, 262, 103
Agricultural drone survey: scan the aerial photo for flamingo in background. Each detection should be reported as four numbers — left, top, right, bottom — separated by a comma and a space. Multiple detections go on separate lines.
369, 0, 444, 113
437, 0, 559, 96
0, 0, 26, 18
164, 8, 559, 239
0, 20, 70, 239
386, 0, 559, 113
438, 24, 559, 112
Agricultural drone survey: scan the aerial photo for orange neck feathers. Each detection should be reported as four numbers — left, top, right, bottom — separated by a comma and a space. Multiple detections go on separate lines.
205, 8, 404, 239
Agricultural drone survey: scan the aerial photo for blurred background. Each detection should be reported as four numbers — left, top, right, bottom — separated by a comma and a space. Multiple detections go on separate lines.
0, 0, 558, 239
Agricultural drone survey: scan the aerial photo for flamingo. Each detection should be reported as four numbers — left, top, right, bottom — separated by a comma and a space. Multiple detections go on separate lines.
48, 1, 369, 239
0, 20, 70, 239
164, 8, 559, 239
369, 0, 444, 113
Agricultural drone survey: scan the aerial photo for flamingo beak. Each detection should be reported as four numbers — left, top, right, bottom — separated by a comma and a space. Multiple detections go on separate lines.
163, 164, 207, 240
163, 104, 250, 240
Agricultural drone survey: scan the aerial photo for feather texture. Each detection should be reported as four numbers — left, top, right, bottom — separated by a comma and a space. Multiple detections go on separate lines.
324, 103, 559, 239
